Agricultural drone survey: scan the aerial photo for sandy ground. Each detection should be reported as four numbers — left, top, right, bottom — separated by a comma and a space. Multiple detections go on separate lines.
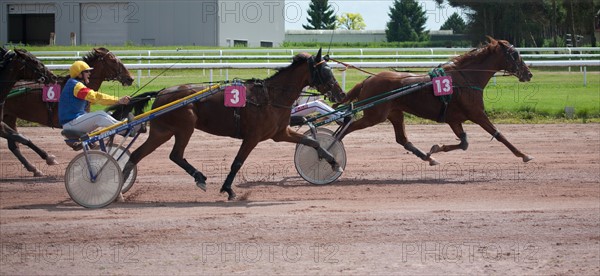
0, 123, 599, 275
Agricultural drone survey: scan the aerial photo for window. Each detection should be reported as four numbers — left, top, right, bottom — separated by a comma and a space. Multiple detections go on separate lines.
233, 40, 248, 47
260, 41, 273, 48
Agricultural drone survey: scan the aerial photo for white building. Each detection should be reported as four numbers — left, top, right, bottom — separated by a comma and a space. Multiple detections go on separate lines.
0, 0, 285, 47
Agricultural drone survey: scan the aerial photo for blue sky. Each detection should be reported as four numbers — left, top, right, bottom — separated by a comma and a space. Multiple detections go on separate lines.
284, 0, 464, 31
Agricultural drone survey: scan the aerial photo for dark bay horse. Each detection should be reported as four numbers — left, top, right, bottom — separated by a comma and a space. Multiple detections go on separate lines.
335, 37, 534, 165
3, 48, 134, 176
1, 47, 56, 116
1, 47, 56, 175
122, 49, 345, 200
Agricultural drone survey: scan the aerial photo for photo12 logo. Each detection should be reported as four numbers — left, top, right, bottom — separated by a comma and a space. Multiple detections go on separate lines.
400, 242, 539, 264
1, 3, 140, 24
1, 243, 139, 264
199, 242, 339, 264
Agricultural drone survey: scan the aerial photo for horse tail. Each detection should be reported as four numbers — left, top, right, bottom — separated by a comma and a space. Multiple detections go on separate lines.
332, 79, 365, 108
106, 91, 159, 120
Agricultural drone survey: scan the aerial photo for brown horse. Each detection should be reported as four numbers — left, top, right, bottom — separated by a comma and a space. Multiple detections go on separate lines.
122, 49, 345, 200
335, 37, 534, 165
1, 47, 56, 115
3, 48, 134, 176
1, 47, 56, 175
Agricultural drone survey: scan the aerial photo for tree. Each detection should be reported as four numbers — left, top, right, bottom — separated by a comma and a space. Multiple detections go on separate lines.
337, 13, 366, 30
440, 12, 466, 34
303, 0, 337, 30
435, 0, 600, 47
386, 0, 428, 42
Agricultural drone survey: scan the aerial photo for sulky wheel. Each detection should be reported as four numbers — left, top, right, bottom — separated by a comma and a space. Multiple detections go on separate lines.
294, 128, 346, 185
107, 145, 137, 194
65, 150, 123, 208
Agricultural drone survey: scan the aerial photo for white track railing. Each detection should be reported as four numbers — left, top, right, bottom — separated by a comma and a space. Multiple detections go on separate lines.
35, 53, 600, 61
30, 47, 600, 57
45, 60, 599, 87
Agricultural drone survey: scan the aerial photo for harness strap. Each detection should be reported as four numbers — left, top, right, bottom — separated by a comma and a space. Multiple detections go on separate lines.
46, 102, 55, 128
428, 67, 451, 123
233, 108, 242, 139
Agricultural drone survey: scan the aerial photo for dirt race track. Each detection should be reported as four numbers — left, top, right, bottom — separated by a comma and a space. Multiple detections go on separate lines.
0, 124, 598, 275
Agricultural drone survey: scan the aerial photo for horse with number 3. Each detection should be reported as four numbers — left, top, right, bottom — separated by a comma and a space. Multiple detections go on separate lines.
122, 49, 345, 200
334, 37, 534, 165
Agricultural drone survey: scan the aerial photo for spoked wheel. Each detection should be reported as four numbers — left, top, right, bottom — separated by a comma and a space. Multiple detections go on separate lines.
107, 145, 137, 194
65, 150, 123, 208
294, 128, 347, 185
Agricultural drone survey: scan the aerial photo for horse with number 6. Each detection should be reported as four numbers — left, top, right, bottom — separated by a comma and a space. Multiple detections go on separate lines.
3, 48, 134, 176
334, 37, 534, 165
122, 48, 345, 200
0, 47, 57, 173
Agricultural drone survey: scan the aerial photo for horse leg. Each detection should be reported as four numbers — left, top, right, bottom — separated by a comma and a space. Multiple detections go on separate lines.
169, 128, 207, 191
2, 126, 43, 176
388, 111, 439, 166
337, 112, 385, 141
273, 128, 343, 172
471, 114, 534, 162
3, 115, 58, 166
4, 116, 58, 166
122, 128, 174, 185
429, 123, 469, 154
220, 139, 261, 201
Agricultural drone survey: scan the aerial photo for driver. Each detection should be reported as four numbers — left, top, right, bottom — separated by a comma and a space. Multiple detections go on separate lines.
58, 61, 131, 134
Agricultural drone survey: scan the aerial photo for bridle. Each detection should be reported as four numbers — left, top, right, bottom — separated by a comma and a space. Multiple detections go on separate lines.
307, 55, 341, 102
1, 49, 53, 85
502, 43, 527, 78
91, 51, 130, 85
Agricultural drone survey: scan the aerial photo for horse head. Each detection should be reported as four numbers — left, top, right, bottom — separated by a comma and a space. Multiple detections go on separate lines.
86, 48, 134, 86
487, 36, 533, 82
10, 48, 57, 85
307, 48, 345, 103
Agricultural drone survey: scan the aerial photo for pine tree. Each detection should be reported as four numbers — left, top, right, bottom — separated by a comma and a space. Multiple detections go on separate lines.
386, 0, 428, 42
440, 12, 467, 34
303, 0, 337, 30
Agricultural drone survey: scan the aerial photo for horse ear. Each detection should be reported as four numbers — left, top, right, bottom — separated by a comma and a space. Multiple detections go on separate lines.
485, 36, 497, 45
316, 48, 322, 61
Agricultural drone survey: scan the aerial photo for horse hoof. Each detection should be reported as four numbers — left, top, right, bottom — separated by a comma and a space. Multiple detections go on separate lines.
523, 155, 534, 162
429, 144, 441, 154
429, 159, 440, 166
196, 182, 207, 192
332, 164, 344, 173
220, 188, 236, 200
115, 193, 125, 202
46, 155, 59, 165
193, 172, 207, 191
33, 169, 44, 177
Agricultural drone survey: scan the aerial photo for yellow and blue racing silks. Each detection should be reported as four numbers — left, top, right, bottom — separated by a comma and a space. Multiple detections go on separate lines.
58, 78, 119, 125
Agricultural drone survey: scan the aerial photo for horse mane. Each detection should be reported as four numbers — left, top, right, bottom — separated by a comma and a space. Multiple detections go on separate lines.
82, 47, 109, 64
451, 38, 499, 67
264, 52, 311, 82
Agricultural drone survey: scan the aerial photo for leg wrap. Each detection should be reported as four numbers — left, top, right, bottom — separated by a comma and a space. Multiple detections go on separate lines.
301, 136, 335, 163
300, 136, 320, 148
491, 131, 501, 141
404, 142, 428, 160
459, 132, 469, 150
224, 159, 244, 187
